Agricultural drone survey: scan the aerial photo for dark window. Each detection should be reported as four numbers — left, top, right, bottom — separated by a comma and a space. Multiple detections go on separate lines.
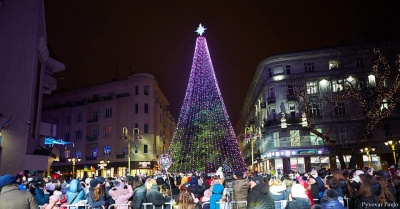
144, 124, 149, 133
356, 57, 364, 68
286, 65, 291, 74
144, 103, 149, 114
144, 86, 149, 95
144, 144, 148, 154
135, 104, 139, 113
135, 86, 139, 95
304, 62, 315, 72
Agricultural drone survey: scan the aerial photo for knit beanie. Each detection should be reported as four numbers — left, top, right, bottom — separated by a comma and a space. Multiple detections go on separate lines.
0, 174, 16, 187
90, 179, 100, 188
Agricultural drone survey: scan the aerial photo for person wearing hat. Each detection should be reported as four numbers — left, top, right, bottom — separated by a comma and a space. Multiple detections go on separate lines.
108, 180, 134, 209
286, 184, 312, 209
0, 174, 38, 209
247, 175, 274, 209
43, 194, 60, 209
188, 177, 204, 199
87, 179, 106, 209
231, 170, 249, 209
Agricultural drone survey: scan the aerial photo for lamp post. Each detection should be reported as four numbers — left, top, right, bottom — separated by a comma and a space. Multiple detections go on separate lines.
121, 127, 142, 175
360, 147, 376, 168
385, 140, 400, 165
68, 157, 81, 179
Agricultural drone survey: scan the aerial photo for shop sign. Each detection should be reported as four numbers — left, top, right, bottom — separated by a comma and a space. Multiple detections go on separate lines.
298, 150, 319, 155
138, 161, 151, 168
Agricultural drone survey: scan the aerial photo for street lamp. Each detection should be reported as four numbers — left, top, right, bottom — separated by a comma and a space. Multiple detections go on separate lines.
67, 157, 81, 179
360, 147, 376, 168
121, 127, 142, 175
384, 140, 400, 165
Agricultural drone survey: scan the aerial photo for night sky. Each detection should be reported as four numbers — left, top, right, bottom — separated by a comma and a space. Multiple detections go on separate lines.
44, 1, 400, 126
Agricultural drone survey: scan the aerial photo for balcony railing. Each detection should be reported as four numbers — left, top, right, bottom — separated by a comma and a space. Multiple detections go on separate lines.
86, 136, 98, 142
87, 118, 98, 123
267, 97, 276, 104
86, 157, 97, 161
116, 154, 126, 159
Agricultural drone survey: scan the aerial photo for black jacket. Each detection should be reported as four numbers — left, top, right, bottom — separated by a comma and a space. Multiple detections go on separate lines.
188, 184, 205, 199
145, 185, 168, 209
286, 197, 312, 209
246, 184, 274, 209
131, 185, 146, 209
355, 195, 379, 209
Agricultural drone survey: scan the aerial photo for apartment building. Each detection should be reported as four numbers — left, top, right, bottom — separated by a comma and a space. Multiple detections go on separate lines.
42, 73, 175, 177
237, 43, 400, 174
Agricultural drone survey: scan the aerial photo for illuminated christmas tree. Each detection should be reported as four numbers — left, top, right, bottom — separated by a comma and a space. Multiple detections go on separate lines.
168, 24, 246, 173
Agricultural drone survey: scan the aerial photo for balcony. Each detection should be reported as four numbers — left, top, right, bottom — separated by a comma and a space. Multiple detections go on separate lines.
87, 118, 98, 123
86, 157, 97, 161
103, 95, 113, 100
116, 93, 130, 98
86, 136, 98, 142
116, 154, 126, 159
267, 97, 276, 104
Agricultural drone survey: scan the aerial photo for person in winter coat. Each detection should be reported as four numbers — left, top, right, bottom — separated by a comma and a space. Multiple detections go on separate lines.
131, 176, 147, 209
87, 179, 106, 209
28, 178, 50, 205
232, 170, 250, 209
188, 177, 205, 199
108, 181, 134, 209
209, 179, 225, 209
53, 190, 67, 209
320, 189, 346, 209
43, 195, 60, 209
354, 175, 380, 209
286, 184, 312, 209
66, 179, 86, 205
0, 174, 38, 209
145, 178, 170, 209
175, 186, 197, 209
246, 175, 274, 209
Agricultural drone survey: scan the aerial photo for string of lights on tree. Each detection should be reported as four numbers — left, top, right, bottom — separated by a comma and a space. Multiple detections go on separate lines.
168, 24, 246, 173
334, 49, 400, 141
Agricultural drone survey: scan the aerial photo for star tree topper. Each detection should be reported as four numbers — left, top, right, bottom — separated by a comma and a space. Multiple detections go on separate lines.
195, 23, 207, 36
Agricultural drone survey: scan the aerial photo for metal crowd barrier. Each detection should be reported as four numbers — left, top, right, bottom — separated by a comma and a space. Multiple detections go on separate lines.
142, 202, 174, 209
108, 204, 131, 209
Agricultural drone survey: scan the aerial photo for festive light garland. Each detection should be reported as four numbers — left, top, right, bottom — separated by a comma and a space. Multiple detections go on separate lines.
168, 27, 246, 173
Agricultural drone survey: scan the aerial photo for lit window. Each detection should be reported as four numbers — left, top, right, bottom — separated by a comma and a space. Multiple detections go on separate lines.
310, 128, 323, 145
368, 75, 376, 87
75, 149, 82, 158
381, 99, 389, 111
104, 146, 111, 156
64, 150, 70, 159
329, 60, 340, 69
307, 81, 319, 94
92, 147, 98, 157
290, 130, 300, 146
273, 132, 280, 148
332, 82, 343, 92
304, 62, 314, 72
104, 126, 112, 137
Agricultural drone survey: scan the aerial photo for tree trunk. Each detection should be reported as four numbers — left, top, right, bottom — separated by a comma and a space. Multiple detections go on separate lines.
348, 143, 361, 169
336, 148, 347, 169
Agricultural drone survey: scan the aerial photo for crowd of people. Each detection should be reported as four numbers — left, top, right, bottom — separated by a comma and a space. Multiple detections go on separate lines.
0, 166, 400, 209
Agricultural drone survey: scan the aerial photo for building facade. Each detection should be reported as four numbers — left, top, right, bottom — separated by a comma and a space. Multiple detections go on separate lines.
42, 73, 175, 177
0, 0, 65, 174
237, 43, 400, 174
